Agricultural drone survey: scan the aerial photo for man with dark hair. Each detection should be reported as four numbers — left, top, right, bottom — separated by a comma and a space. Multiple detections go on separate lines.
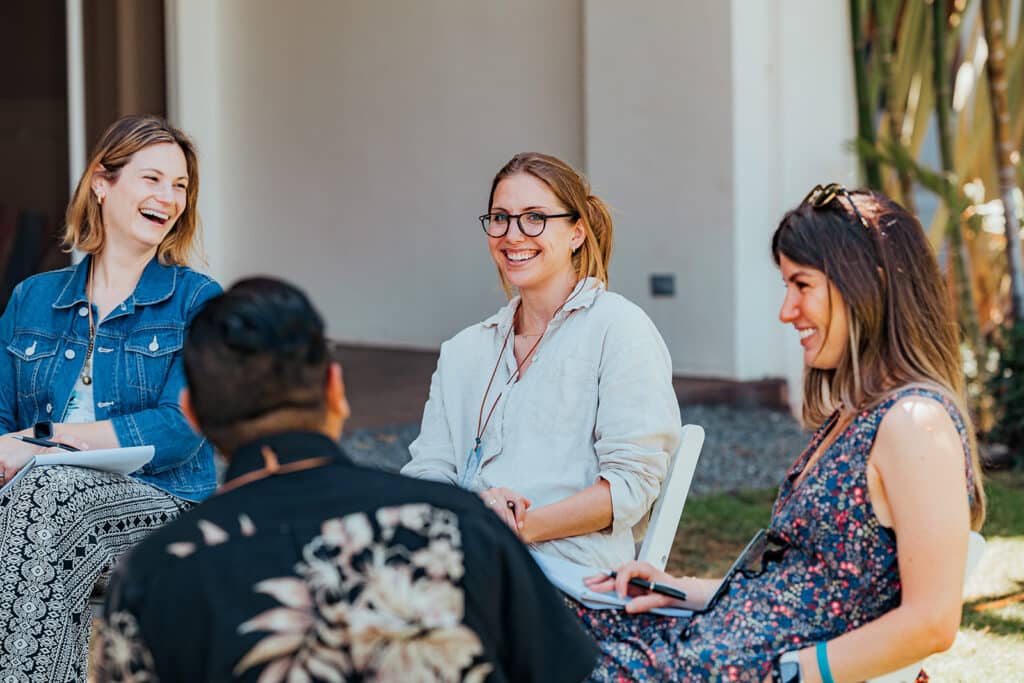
93, 277, 598, 682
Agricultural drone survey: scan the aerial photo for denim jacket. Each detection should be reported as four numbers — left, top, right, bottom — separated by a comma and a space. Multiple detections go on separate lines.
0, 255, 222, 501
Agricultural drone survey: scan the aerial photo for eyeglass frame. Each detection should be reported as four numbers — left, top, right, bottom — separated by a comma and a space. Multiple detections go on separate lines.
802, 183, 872, 232
478, 211, 579, 238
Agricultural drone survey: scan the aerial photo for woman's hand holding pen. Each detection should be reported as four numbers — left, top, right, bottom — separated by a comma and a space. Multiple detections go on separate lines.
478, 486, 532, 535
584, 560, 692, 614
0, 430, 91, 483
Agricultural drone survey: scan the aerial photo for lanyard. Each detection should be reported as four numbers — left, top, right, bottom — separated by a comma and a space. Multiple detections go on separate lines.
459, 285, 583, 488
217, 445, 334, 495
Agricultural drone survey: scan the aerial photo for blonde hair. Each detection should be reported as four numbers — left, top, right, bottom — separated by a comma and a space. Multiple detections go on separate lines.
487, 153, 613, 297
63, 115, 200, 266
772, 191, 986, 529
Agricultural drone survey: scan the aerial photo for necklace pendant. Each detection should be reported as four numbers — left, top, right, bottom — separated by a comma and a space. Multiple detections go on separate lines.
81, 374, 92, 386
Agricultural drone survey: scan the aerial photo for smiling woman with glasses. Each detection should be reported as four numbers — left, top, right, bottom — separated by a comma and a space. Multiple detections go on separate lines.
402, 152, 682, 572
573, 187, 986, 683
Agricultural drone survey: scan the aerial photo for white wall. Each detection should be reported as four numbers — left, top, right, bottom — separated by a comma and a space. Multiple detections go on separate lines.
167, 0, 859, 389
584, 0, 737, 377
731, 1, 859, 401
170, 0, 583, 348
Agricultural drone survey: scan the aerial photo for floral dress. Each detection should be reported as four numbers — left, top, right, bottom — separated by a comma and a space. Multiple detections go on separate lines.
574, 387, 976, 682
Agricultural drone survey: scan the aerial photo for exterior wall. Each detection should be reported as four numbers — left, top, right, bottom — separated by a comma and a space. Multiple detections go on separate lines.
166, 0, 857, 388
584, 0, 737, 377
731, 1, 858, 404
169, 0, 583, 348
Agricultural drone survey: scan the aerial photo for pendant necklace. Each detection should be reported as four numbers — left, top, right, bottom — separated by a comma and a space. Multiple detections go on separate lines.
80, 260, 97, 385
460, 283, 584, 488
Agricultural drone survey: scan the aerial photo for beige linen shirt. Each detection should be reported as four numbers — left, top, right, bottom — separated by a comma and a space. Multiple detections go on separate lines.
402, 278, 683, 569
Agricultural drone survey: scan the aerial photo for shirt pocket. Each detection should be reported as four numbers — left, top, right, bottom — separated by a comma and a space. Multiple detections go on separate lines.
124, 325, 184, 398
6, 330, 60, 398
524, 356, 599, 437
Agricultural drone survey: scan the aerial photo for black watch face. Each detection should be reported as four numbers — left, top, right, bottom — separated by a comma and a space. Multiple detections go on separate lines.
34, 422, 52, 439
780, 661, 801, 683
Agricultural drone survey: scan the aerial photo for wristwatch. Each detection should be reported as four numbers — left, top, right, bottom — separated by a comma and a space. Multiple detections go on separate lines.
772, 651, 802, 683
33, 421, 54, 439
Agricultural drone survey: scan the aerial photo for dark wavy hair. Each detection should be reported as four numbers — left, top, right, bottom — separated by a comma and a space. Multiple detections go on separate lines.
183, 277, 330, 453
771, 190, 985, 528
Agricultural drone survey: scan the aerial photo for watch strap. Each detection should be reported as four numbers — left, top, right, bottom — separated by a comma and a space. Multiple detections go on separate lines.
33, 421, 54, 439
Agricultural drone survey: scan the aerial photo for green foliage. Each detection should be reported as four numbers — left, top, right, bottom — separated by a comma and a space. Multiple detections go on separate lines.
988, 322, 1024, 465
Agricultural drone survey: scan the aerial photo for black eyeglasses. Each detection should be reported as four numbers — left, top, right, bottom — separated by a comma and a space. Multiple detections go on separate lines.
479, 211, 578, 238
802, 183, 871, 231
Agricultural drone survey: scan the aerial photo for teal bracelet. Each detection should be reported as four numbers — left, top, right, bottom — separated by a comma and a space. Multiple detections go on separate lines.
816, 641, 835, 683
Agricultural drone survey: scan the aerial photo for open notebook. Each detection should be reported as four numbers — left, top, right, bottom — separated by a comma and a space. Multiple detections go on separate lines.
529, 549, 694, 618
0, 446, 154, 495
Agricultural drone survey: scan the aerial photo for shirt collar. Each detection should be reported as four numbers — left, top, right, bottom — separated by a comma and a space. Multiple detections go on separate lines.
481, 277, 605, 335
53, 254, 179, 310
224, 431, 351, 484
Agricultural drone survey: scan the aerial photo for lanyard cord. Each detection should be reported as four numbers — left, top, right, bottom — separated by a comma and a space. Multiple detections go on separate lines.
473, 283, 585, 448
217, 445, 334, 495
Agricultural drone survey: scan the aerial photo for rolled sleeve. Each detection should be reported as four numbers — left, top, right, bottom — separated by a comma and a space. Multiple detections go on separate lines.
402, 363, 459, 485
594, 315, 681, 535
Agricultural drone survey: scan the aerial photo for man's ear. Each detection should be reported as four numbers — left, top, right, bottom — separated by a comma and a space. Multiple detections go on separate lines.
326, 362, 351, 424
179, 388, 202, 434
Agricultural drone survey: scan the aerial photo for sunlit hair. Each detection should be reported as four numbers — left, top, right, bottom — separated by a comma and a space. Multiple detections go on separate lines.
487, 152, 613, 297
772, 190, 985, 528
63, 115, 201, 265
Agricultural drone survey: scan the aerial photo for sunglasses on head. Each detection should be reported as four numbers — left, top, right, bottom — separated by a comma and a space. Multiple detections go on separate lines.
802, 183, 871, 232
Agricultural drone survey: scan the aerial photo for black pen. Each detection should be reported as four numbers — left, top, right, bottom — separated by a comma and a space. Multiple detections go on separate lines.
13, 435, 80, 452
607, 570, 688, 602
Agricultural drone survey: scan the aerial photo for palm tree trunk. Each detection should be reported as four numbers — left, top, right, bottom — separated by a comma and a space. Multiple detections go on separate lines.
934, 0, 983, 350
850, 0, 884, 188
879, 1, 916, 212
982, 0, 1024, 323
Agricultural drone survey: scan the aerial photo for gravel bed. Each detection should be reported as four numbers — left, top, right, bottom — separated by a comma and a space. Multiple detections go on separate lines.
341, 403, 811, 496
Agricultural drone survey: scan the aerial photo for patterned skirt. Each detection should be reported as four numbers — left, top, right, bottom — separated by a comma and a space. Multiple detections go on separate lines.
0, 465, 190, 683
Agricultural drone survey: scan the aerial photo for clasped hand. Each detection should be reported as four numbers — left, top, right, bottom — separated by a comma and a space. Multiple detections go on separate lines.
478, 486, 532, 536
0, 430, 91, 482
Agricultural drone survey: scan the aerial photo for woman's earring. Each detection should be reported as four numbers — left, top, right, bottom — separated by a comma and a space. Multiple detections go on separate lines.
96, 193, 105, 205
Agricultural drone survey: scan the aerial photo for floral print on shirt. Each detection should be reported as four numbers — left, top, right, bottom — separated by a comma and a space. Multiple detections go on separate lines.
97, 504, 493, 683
234, 503, 492, 683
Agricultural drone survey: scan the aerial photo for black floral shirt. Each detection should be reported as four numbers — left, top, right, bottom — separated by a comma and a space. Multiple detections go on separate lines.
94, 432, 599, 682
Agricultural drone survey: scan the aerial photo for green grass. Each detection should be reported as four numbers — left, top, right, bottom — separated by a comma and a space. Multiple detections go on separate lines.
666, 469, 1024, 680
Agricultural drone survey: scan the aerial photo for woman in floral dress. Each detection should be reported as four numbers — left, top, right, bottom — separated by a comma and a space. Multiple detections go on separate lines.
575, 186, 987, 683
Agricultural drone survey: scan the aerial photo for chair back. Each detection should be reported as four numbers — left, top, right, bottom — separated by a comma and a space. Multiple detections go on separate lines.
636, 424, 705, 570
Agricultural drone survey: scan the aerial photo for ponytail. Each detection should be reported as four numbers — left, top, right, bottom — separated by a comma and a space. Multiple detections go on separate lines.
575, 194, 613, 286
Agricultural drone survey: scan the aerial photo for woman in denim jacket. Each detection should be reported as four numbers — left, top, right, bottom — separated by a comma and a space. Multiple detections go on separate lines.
0, 115, 220, 682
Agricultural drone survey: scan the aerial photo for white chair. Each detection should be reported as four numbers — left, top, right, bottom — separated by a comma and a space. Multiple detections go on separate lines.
867, 530, 987, 683
636, 424, 705, 570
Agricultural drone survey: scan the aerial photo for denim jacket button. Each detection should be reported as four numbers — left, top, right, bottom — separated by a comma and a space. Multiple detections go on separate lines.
64, 349, 76, 360
78, 306, 88, 317
46, 403, 52, 414
25, 341, 36, 356
148, 336, 159, 352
